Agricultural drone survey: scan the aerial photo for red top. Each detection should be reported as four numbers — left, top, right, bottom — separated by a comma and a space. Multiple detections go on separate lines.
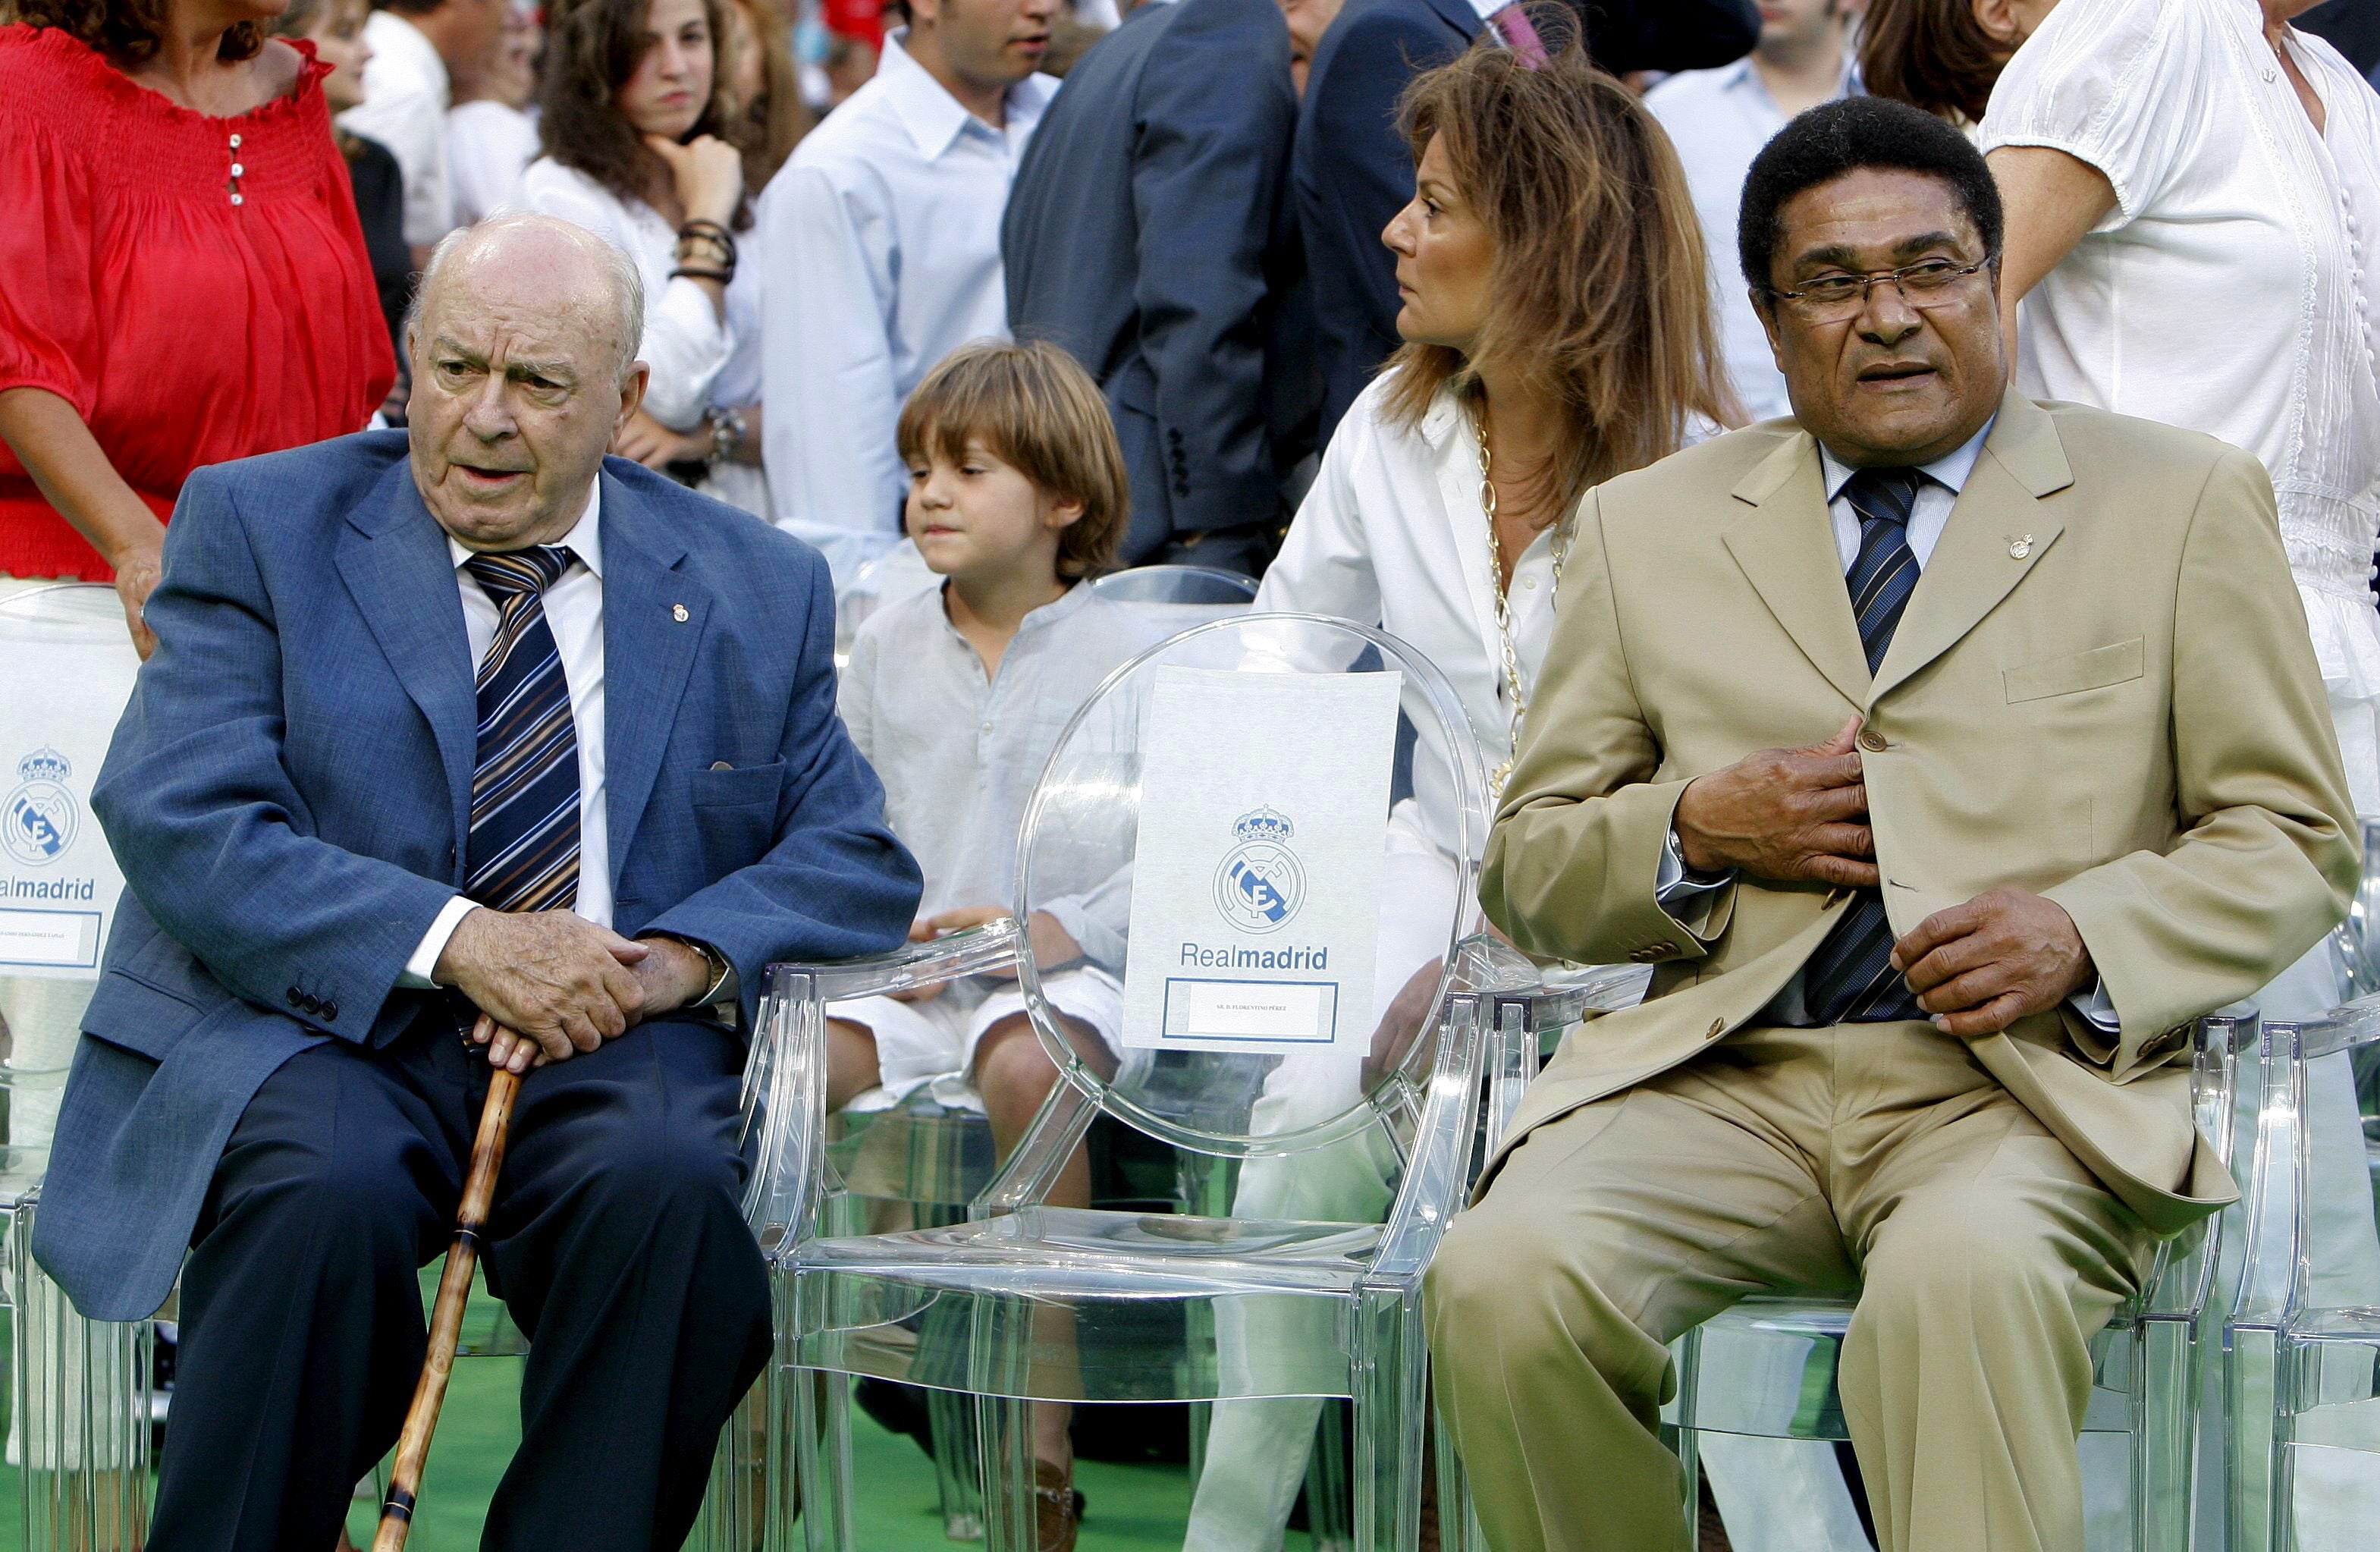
0, 24, 396, 580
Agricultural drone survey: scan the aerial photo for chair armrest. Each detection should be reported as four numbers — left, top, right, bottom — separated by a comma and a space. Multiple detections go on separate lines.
2226, 1017, 2303, 1340
1374, 992, 1491, 1281
777, 918, 1024, 1002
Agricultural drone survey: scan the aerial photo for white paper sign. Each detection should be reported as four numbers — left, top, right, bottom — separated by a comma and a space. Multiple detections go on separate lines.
0, 587, 140, 981
1120, 667, 1399, 1052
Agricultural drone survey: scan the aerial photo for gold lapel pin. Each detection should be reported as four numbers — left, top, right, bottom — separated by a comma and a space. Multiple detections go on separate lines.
672, 603, 689, 622
2007, 533, 2033, 559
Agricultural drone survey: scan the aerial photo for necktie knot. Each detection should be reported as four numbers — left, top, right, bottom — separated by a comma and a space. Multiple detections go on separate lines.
1842, 466, 1926, 530
464, 546, 573, 605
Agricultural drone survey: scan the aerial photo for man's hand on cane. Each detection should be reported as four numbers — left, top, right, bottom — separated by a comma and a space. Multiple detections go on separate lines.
436, 908, 711, 1071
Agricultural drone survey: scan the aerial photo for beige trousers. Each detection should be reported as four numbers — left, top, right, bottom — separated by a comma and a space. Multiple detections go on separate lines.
1426, 1022, 2159, 1552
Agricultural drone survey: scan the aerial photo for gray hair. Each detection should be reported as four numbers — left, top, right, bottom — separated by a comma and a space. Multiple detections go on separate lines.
404, 214, 646, 385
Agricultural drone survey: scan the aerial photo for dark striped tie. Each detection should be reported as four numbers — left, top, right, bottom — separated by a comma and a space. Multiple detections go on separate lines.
1801, 467, 1926, 1025
463, 546, 580, 915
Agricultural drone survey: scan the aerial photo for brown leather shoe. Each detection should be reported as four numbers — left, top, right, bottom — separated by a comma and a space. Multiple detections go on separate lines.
1033, 1459, 1081, 1552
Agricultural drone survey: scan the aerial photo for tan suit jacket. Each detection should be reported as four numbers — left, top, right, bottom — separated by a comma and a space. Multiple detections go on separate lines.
1482, 391, 2358, 1236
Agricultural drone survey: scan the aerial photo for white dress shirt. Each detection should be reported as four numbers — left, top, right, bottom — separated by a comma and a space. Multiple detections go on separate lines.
340, 10, 454, 247
757, 30, 1058, 583
446, 99, 541, 227
1644, 56, 1860, 423
400, 484, 611, 984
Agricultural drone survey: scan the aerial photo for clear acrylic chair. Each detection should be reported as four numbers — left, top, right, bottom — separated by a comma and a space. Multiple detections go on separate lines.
1660, 1010, 2253, 1552
2225, 995, 2380, 1552
740, 613, 1609, 1551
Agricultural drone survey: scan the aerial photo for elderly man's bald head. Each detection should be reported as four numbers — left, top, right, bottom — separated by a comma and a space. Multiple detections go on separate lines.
412, 215, 646, 385
405, 215, 652, 552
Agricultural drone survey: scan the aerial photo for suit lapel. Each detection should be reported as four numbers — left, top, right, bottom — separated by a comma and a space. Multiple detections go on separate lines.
1867, 392, 2075, 705
335, 463, 476, 867
599, 471, 711, 896
1722, 433, 1870, 711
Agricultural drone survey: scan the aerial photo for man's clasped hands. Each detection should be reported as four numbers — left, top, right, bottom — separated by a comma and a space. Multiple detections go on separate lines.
1672, 715, 2094, 1036
433, 909, 717, 1073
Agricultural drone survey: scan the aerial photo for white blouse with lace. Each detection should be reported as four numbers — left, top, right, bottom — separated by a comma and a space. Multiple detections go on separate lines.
1980, 0, 2380, 809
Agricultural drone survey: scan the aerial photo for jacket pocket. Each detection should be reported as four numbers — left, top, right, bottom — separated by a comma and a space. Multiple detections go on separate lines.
689, 759, 787, 809
2002, 638, 2145, 704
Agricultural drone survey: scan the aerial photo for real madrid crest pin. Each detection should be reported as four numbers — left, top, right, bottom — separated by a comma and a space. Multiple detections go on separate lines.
1214, 807, 1305, 935
672, 603, 689, 623
2008, 533, 2033, 559
4, 747, 80, 867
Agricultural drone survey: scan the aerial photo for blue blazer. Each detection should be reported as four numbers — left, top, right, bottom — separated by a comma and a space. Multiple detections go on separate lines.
1003, 0, 1317, 561
33, 432, 922, 1320
1295, 0, 1763, 445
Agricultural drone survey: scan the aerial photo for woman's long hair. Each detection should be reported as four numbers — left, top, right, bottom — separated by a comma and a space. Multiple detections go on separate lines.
1382, 13, 1738, 528
539, 0, 755, 230
14, 0, 262, 66
1857, 0, 2013, 126
725, 0, 811, 188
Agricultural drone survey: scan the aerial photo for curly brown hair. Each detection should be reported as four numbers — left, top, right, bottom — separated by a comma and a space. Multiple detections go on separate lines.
14, 0, 262, 67
539, 0, 754, 231
1383, 8, 1737, 529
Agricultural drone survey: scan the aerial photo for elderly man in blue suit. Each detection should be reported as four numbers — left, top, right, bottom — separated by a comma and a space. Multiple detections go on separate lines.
33, 213, 922, 1552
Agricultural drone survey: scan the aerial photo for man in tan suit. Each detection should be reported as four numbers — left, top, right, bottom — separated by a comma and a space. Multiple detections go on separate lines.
1425, 98, 2358, 1552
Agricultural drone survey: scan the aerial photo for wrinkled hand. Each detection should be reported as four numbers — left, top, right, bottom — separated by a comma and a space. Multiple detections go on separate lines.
435, 908, 648, 1067
1672, 716, 1876, 888
478, 935, 709, 1071
645, 133, 744, 228
611, 407, 709, 470
1890, 888, 2093, 1038
112, 541, 162, 660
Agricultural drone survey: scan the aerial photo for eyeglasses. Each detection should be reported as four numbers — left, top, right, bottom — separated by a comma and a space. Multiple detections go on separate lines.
1761, 255, 1998, 322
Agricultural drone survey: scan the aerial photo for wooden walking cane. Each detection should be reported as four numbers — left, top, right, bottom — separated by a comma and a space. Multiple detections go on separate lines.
373, 1052, 524, 1552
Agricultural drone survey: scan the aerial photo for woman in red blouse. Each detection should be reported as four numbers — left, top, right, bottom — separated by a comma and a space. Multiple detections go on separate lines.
0, 0, 395, 655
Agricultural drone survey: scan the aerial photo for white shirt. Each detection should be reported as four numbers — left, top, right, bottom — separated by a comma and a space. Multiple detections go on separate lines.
341, 11, 454, 247
1255, 372, 1559, 861
519, 159, 759, 433
447, 99, 541, 227
400, 484, 611, 983
1644, 55, 1860, 423
757, 31, 1058, 583
838, 581, 1168, 964
1979, 0, 2380, 810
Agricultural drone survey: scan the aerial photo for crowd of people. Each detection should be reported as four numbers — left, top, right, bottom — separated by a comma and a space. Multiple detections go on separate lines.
6, 0, 2380, 1549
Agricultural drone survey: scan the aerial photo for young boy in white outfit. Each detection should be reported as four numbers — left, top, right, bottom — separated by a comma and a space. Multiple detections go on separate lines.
827, 339, 1166, 1534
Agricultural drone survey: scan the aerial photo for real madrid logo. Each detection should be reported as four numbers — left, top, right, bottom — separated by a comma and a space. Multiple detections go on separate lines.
1214, 807, 1305, 935
4, 748, 79, 869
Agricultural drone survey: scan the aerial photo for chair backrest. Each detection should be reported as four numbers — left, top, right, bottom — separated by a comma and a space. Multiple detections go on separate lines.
831, 539, 941, 666
2329, 815, 2380, 999
1008, 611, 1487, 1159
2233, 995, 2380, 1331
1087, 565, 1260, 606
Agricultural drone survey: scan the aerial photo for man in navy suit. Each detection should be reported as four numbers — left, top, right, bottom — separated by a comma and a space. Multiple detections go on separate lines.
1003, 0, 1317, 575
1296, 0, 1765, 443
33, 214, 922, 1551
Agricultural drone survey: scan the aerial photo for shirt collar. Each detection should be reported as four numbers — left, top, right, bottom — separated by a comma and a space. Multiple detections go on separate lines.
935, 577, 1097, 646
447, 478, 604, 580
876, 29, 1055, 160
1820, 415, 1995, 504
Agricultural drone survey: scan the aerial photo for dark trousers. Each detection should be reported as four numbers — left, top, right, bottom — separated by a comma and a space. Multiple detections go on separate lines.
150, 1007, 772, 1552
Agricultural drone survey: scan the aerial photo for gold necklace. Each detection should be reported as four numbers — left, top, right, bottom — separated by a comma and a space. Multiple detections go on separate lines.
1474, 401, 1569, 802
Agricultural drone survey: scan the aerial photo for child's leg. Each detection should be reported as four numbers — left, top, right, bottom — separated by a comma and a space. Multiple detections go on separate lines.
824, 1017, 884, 1113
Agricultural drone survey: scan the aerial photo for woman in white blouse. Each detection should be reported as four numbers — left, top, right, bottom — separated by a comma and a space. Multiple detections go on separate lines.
526, 0, 769, 519
1982, 0, 2380, 1018
1188, 33, 1811, 1552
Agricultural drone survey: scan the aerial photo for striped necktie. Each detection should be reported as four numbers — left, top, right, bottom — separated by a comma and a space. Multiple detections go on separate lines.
463, 546, 580, 915
1800, 467, 1926, 1025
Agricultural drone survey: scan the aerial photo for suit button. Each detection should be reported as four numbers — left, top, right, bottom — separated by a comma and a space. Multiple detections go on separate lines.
1650, 940, 1677, 956
1858, 730, 1887, 753
1707, 1019, 1725, 1038
321, 1001, 339, 1022
301, 994, 322, 1013
287, 987, 304, 1007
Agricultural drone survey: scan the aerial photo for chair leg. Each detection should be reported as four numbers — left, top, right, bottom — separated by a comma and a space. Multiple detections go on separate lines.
1350, 1291, 1427, 1552
11, 1199, 151, 1552
2131, 1318, 2198, 1552
2225, 1322, 2281, 1552
1670, 1331, 1703, 1552
975, 1393, 1041, 1552
1308, 1396, 1354, 1552
692, 1374, 771, 1552
928, 1384, 986, 1541
789, 1366, 858, 1552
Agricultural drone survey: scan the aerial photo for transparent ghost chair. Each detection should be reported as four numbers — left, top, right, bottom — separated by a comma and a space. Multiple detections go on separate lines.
1663, 1009, 2254, 1552
2225, 995, 2380, 1552
2326, 819, 2380, 999
739, 613, 1616, 1552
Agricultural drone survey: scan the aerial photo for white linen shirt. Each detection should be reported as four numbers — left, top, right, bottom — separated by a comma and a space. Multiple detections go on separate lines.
1644, 56, 1860, 423
837, 581, 1166, 965
758, 31, 1057, 583
341, 10, 454, 247
1255, 372, 1559, 862
400, 483, 611, 982
447, 99, 541, 227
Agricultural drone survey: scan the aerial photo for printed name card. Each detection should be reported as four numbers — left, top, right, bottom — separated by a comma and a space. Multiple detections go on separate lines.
0, 586, 139, 979
1120, 666, 1398, 1052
